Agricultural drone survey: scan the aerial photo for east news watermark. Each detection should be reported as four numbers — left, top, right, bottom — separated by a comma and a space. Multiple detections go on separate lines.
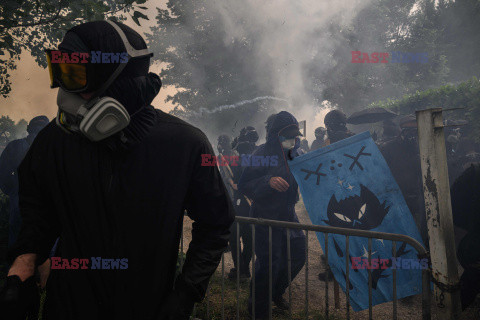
49, 50, 129, 64
201, 154, 279, 167
351, 257, 429, 270
351, 51, 428, 64
51, 257, 128, 270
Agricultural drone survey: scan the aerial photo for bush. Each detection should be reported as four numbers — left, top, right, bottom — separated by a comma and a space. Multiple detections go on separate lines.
368, 77, 480, 142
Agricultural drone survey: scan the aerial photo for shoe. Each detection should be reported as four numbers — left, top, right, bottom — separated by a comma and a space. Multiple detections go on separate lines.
318, 269, 334, 281
227, 268, 237, 280
228, 268, 250, 280
239, 266, 251, 278
400, 295, 415, 305
273, 296, 290, 311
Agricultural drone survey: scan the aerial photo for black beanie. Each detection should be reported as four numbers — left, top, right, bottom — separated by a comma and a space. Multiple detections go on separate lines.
58, 21, 161, 114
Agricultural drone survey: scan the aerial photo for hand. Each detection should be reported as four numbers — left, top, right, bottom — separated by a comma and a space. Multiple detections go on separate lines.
269, 176, 289, 192
37, 259, 51, 289
8, 254, 36, 282
0, 275, 40, 320
229, 179, 238, 190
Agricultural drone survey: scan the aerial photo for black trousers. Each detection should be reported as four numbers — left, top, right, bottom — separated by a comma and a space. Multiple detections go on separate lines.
249, 226, 306, 317
229, 198, 253, 274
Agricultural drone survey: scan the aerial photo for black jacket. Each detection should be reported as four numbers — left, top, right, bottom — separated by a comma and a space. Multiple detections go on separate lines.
238, 111, 303, 237
9, 106, 234, 319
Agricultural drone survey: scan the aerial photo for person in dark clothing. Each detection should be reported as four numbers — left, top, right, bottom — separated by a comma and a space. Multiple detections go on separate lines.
310, 126, 327, 151
217, 134, 233, 156
381, 119, 400, 143
0, 116, 49, 248
228, 126, 258, 280
379, 118, 427, 244
0, 21, 234, 320
216, 134, 236, 200
299, 138, 309, 153
324, 110, 354, 145
450, 164, 480, 309
239, 111, 306, 318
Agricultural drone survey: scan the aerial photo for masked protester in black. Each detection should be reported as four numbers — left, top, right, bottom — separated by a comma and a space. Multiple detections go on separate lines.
450, 164, 480, 310
0, 21, 234, 320
239, 111, 306, 318
227, 126, 258, 280
379, 117, 427, 244
310, 127, 326, 151
324, 110, 354, 145
0, 116, 49, 319
0, 116, 49, 248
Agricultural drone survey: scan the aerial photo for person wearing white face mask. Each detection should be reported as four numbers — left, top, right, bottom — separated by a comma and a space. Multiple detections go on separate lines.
238, 111, 306, 319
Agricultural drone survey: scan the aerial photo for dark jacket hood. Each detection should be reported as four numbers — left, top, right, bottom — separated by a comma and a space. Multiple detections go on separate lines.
266, 111, 300, 143
265, 111, 301, 163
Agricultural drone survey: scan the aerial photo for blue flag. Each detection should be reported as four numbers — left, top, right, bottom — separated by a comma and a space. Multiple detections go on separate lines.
289, 131, 424, 311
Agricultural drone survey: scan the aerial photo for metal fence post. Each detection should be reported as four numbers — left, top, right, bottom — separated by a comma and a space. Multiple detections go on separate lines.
268, 225, 273, 320
416, 108, 462, 319
237, 222, 240, 320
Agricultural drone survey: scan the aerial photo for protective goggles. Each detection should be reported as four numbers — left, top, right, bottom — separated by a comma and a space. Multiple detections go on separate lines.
46, 20, 153, 94
46, 49, 91, 92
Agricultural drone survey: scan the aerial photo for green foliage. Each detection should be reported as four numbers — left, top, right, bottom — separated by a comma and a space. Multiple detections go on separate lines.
0, 116, 29, 146
147, 1, 275, 115
0, 0, 150, 98
368, 77, 480, 141
318, 0, 480, 112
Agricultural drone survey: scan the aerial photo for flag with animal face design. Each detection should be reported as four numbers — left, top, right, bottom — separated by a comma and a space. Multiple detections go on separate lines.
288, 131, 424, 311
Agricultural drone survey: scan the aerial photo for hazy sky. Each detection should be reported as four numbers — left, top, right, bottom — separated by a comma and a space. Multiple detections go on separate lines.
0, 0, 175, 123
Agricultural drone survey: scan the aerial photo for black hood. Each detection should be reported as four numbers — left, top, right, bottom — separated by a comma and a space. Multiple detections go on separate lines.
265, 111, 301, 163
58, 20, 161, 115
266, 111, 300, 143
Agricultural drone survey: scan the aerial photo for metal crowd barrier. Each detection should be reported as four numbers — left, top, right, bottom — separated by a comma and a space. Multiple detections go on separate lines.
181, 216, 432, 320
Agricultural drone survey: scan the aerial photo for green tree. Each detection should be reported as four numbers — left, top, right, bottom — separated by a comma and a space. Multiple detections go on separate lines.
0, 0, 150, 98
12, 119, 28, 139
316, 0, 451, 113
146, 0, 283, 136
369, 77, 480, 142
0, 116, 15, 146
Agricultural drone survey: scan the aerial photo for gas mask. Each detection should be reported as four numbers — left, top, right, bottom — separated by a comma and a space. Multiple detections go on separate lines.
279, 136, 297, 150
47, 20, 153, 141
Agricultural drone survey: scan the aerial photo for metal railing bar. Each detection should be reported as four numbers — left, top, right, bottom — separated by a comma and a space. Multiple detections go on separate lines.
268, 225, 273, 320
287, 228, 292, 319
346, 235, 350, 320
221, 252, 225, 320
235, 217, 426, 256
237, 221, 240, 320
422, 268, 431, 320
228, 217, 431, 320
368, 237, 373, 320
325, 233, 329, 320
252, 224, 256, 320
305, 231, 309, 320
392, 241, 397, 320
206, 283, 210, 319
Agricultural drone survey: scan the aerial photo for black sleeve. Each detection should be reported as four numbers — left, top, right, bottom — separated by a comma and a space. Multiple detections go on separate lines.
0, 143, 17, 195
450, 164, 480, 232
181, 135, 235, 302
7, 139, 60, 265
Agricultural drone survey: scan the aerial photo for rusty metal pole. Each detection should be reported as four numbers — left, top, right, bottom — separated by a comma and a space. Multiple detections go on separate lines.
416, 108, 462, 320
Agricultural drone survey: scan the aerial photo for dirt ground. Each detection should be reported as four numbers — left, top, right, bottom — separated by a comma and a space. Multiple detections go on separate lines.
181, 199, 445, 320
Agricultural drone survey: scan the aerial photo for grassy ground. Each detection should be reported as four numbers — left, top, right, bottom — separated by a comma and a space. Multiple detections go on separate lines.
192, 270, 342, 320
